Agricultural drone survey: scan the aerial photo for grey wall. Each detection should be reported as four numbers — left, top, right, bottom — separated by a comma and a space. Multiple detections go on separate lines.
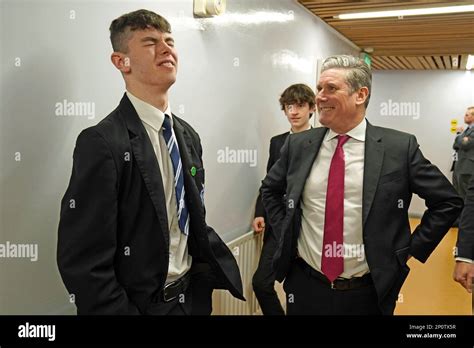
0, 0, 357, 314
369, 70, 474, 215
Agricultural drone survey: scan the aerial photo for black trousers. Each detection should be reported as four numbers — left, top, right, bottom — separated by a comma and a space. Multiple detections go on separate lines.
252, 228, 285, 315
284, 259, 382, 315
144, 266, 215, 315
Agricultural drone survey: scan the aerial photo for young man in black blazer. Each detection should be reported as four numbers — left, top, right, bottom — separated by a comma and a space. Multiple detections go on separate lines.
57, 9, 243, 315
252, 84, 315, 315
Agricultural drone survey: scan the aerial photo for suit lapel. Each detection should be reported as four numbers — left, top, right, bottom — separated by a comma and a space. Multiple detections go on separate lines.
291, 128, 327, 202
466, 127, 474, 137
119, 94, 170, 247
362, 122, 384, 227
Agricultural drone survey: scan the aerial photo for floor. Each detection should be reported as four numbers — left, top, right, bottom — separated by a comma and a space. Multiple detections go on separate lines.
394, 218, 472, 315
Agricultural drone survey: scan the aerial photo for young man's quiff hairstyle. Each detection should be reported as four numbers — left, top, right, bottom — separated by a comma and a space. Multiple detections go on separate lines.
110, 9, 171, 53
279, 84, 316, 112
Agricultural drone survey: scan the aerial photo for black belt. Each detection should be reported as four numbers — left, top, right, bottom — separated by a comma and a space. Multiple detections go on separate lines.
295, 258, 373, 291
154, 272, 191, 303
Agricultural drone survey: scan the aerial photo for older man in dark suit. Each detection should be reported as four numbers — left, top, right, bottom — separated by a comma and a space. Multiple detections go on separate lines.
453, 107, 474, 200
261, 55, 462, 315
57, 9, 243, 315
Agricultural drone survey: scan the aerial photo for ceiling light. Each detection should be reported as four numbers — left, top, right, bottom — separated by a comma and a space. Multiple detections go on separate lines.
467, 55, 474, 70
335, 5, 474, 20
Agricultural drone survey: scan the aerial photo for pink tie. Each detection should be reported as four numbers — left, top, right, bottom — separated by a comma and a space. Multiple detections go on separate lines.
321, 135, 350, 282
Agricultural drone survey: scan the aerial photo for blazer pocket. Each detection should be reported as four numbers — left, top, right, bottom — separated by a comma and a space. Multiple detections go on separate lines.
394, 246, 411, 267
379, 170, 402, 185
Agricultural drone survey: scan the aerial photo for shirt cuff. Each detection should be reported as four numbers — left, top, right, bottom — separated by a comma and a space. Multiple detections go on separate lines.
455, 257, 473, 263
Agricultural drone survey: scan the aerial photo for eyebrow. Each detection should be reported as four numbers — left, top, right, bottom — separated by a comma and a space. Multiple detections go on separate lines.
140, 36, 175, 44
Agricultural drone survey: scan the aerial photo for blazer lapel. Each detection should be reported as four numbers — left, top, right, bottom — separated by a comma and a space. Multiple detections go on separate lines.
362, 122, 384, 227
119, 94, 170, 247
172, 116, 204, 222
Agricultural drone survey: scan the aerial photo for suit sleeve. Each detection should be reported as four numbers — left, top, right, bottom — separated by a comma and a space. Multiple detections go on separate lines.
57, 128, 140, 315
254, 138, 277, 218
453, 132, 474, 151
457, 175, 474, 260
260, 136, 290, 235
453, 134, 462, 150
407, 135, 464, 262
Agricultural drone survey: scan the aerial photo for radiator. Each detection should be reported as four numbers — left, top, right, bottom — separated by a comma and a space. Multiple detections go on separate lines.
212, 231, 263, 315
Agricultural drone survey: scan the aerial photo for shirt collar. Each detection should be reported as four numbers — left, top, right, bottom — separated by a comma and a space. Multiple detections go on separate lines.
326, 118, 367, 142
126, 91, 172, 131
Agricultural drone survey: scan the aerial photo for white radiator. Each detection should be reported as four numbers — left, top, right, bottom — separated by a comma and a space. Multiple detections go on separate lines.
212, 231, 263, 315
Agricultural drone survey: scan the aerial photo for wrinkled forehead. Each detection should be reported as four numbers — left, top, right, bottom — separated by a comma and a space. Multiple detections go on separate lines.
318, 68, 349, 85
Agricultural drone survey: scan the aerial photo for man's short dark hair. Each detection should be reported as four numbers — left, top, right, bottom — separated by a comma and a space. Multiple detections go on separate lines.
279, 84, 316, 115
109, 9, 171, 53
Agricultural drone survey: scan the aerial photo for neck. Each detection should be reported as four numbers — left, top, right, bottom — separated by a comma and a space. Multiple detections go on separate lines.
331, 114, 365, 134
291, 123, 310, 133
126, 83, 169, 112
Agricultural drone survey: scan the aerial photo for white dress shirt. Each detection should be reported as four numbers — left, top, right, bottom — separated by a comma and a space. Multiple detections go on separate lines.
298, 118, 370, 278
127, 91, 192, 283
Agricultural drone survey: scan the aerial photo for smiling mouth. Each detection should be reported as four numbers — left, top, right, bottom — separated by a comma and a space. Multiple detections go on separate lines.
158, 61, 175, 68
319, 106, 335, 112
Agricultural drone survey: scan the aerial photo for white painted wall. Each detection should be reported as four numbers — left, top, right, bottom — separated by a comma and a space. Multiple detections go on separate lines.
369, 70, 474, 215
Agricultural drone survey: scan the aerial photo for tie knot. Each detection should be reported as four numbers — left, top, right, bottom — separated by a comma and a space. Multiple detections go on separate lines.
162, 114, 172, 132
337, 134, 350, 147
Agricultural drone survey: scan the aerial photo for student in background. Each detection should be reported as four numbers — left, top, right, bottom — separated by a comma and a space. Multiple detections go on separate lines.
252, 84, 316, 315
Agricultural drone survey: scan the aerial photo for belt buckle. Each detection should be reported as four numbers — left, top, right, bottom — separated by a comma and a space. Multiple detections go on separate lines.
330, 282, 336, 290
162, 280, 180, 302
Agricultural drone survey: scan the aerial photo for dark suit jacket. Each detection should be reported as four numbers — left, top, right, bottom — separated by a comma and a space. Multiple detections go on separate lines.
254, 132, 289, 219
261, 121, 463, 314
57, 94, 244, 315
457, 175, 474, 259
453, 127, 474, 175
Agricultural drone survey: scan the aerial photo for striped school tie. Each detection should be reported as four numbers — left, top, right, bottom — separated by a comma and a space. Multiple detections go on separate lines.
162, 114, 189, 235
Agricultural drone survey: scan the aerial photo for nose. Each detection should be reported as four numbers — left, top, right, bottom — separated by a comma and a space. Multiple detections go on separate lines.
158, 40, 172, 55
316, 90, 327, 102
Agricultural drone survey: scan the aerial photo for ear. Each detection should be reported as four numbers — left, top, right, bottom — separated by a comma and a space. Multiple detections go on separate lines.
355, 87, 369, 106
111, 52, 131, 73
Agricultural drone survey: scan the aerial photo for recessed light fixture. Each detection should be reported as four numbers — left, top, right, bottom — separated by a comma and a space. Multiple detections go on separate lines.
335, 5, 474, 20
466, 55, 474, 70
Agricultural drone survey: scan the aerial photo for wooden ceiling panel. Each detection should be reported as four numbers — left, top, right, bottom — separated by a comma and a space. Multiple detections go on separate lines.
298, 1, 474, 70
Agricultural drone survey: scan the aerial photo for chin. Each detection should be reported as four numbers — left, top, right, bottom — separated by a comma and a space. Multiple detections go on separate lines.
318, 116, 330, 127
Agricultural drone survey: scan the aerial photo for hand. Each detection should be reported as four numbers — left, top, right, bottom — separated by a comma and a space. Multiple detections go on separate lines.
453, 261, 474, 293
462, 136, 469, 144
456, 126, 464, 133
252, 217, 265, 233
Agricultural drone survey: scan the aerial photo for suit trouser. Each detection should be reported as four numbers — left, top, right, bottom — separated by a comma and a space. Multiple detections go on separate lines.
252, 228, 285, 315
284, 259, 382, 315
455, 172, 472, 200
